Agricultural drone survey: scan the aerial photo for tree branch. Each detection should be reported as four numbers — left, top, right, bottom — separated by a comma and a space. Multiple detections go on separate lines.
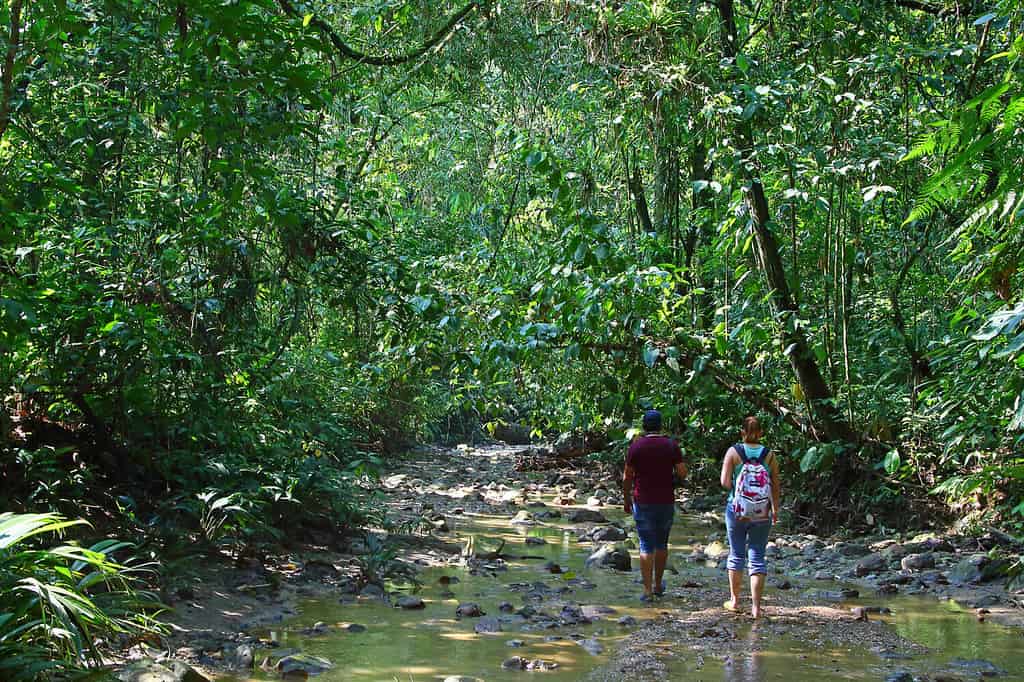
892, 0, 953, 16
277, 0, 481, 67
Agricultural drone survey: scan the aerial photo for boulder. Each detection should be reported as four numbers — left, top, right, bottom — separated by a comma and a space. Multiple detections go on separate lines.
456, 603, 484, 618
474, 616, 502, 633
234, 645, 254, 669
115, 661, 210, 682
502, 657, 559, 671
396, 596, 425, 610
276, 654, 334, 676
585, 544, 631, 571
945, 658, 1007, 677
854, 553, 887, 577
900, 552, 936, 571
494, 422, 532, 444
948, 555, 988, 585
590, 526, 627, 542
567, 509, 608, 523
510, 511, 535, 526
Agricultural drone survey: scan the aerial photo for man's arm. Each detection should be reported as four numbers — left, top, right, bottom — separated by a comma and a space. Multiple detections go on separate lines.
674, 461, 688, 482
622, 463, 636, 514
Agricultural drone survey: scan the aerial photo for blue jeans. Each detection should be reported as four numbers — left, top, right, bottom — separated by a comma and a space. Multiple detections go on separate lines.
633, 503, 674, 554
725, 504, 772, 575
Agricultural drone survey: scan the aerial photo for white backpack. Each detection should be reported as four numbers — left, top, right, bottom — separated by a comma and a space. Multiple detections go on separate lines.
731, 444, 772, 521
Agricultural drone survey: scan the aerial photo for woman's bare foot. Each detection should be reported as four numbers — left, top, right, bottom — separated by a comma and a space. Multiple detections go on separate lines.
723, 599, 740, 612
751, 606, 764, 619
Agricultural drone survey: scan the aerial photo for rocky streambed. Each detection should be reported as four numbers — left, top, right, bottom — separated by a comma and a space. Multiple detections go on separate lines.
121, 444, 1024, 682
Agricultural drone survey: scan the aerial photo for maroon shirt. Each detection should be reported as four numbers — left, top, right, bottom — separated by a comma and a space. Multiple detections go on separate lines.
626, 434, 683, 504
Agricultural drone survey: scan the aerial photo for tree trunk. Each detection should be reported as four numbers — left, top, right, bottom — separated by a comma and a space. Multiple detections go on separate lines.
716, 0, 859, 446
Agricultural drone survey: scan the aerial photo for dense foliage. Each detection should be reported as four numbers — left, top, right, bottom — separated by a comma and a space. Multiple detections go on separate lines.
0, 513, 161, 679
2, 0, 1023, 577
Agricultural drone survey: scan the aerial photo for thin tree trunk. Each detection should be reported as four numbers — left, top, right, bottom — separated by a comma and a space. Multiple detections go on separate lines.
716, 0, 859, 446
0, 0, 24, 140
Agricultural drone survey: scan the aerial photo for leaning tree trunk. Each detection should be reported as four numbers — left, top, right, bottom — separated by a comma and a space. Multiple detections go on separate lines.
715, 0, 859, 448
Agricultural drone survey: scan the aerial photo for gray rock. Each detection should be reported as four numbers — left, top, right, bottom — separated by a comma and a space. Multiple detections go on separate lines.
949, 555, 987, 585
901, 552, 936, 571
567, 509, 608, 523
586, 496, 603, 507
494, 422, 532, 445
854, 553, 887, 576
276, 654, 334, 675
970, 594, 1001, 608
946, 658, 1007, 677
115, 661, 210, 682
502, 656, 559, 671
584, 544, 631, 571
474, 616, 502, 633
359, 583, 386, 599
885, 672, 914, 682
808, 589, 860, 602
525, 536, 546, 545
617, 615, 638, 626
397, 596, 425, 610
234, 645, 254, 669
456, 603, 484, 618
835, 542, 870, 557
577, 638, 604, 655
345, 623, 366, 633
510, 510, 535, 525
590, 525, 627, 542
499, 601, 516, 613
582, 604, 617, 619
506, 639, 525, 648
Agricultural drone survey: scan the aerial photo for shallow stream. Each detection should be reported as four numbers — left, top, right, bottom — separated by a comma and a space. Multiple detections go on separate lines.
219, 471, 1024, 681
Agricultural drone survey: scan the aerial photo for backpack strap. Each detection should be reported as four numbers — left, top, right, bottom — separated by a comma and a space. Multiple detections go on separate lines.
734, 443, 748, 464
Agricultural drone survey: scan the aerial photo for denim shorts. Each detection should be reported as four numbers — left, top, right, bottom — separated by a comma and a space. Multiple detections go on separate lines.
633, 503, 674, 553
725, 504, 772, 575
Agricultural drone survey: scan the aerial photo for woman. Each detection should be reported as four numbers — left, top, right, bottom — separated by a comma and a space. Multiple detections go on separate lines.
720, 415, 780, 619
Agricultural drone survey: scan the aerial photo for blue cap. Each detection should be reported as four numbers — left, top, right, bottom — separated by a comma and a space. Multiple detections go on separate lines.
642, 409, 662, 432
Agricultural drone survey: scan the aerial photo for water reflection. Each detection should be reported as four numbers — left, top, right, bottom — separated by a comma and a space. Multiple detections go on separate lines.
723, 627, 766, 682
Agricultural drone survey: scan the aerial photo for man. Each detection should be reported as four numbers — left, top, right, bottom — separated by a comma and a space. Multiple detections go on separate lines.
623, 409, 688, 601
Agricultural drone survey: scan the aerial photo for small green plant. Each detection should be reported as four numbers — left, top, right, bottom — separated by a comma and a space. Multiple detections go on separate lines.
0, 513, 164, 681
353, 533, 419, 588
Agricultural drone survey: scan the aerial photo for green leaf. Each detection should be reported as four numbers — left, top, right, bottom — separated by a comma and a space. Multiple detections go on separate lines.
303, 13, 314, 27
642, 346, 659, 368
883, 449, 901, 475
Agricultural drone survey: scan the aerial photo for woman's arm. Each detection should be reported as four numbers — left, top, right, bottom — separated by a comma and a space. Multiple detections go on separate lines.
768, 453, 782, 522
720, 448, 738, 490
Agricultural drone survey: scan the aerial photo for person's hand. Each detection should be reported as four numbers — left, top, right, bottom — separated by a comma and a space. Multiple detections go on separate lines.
623, 502, 632, 515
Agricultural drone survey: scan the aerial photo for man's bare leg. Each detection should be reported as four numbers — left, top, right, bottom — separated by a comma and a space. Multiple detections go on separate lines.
653, 549, 668, 593
639, 553, 654, 597
725, 569, 743, 610
750, 573, 766, 618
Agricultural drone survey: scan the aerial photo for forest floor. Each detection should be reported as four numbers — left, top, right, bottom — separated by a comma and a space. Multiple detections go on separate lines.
124, 444, 1024, 681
